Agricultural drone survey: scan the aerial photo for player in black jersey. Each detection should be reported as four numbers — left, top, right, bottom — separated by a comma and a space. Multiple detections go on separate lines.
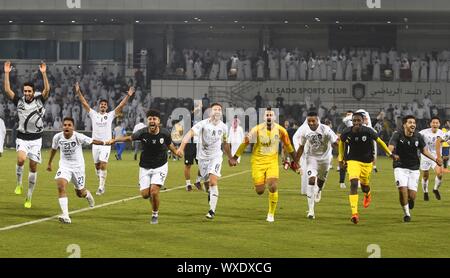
3, 61, 50, 208
108, 109, 180, 224
388, 115, 442, 222
338, 112, 395, 224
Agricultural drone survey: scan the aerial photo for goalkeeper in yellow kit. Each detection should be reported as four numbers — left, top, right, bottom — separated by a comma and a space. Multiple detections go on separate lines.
229, 107, 298, 222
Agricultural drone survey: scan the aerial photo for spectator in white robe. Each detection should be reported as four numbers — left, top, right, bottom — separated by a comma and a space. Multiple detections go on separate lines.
307, 57, 315, 81
218, 56, 228, 80
244, 57, 252, 80
326, 58, 333, 81
392, 58, 401, 81
194, 59, 203, 79
287, 58, 297, 81
319, 58, 327, 80
344, 59, 353, 81
420, 60, 428, 82
227, 116, 245, 164
256, 57, 265, 80
280, 56, 288, 81
268, 51, 279, 80
299, 58, 307, 81
429, 58, 437, 82
438, 60, 448, 82
372, 57, 381, 81
236, 59, 245, 81
185, 57, 194, 80
312, 58, 321, 81
355, 58, 362, 81
411, 58, 420, 82
335, 58, 344, 81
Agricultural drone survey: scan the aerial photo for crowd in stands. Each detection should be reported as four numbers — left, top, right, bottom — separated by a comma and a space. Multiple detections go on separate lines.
167, 47, 450, 83
0, 66, 148, 133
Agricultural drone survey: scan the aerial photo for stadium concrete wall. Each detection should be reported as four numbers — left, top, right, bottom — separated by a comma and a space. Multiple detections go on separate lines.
151, 80, 450, 113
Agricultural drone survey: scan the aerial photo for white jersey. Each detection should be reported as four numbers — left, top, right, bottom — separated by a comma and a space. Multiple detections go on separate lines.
191, 118, 228, 160
52, 131, 93, 169
419, 128, 444, 155
89, 110, 116, 141
294, 123, 338, 160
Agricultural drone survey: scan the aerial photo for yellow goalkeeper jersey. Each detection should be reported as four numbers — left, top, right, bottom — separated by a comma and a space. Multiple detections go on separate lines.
236, 123, 294, 163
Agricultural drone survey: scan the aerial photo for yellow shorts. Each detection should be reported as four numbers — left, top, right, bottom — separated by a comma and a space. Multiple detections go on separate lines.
251, 159, 279, 186
347, 160, 373, 185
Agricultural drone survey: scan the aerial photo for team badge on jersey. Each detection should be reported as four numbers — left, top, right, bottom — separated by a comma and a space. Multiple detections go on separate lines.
415, 141, 419, 147
362, 136, 367, 142
160, 138, 164, 144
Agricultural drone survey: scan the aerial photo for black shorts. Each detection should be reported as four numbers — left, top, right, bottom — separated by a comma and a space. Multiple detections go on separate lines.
184, 143, 198, 165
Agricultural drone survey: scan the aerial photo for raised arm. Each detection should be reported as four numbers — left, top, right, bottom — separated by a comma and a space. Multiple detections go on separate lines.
74, 82, 91, 112
40, 62, 51, 99
3, 61, 16, 100
114, 87, 135, 114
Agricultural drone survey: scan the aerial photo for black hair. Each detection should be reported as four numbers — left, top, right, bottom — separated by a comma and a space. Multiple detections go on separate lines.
210, 102, 222, 109
146, 109, 161, 119
23, 82, 35, 91
430, 116, 441, 123
307, 111, 318, 117
63, 117, 74, 125
402, 115, 416, 125
99, 99, 108, 105
352, 112, 364, 119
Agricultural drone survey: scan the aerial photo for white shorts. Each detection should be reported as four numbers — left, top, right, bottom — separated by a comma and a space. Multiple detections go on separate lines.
420, 155, 437, 171
394, 168, 420, 192
199, 157, 223, 180
55, 168, 86, 190
92, 145, 111, 163
16, 138, 42, 163
305, 157, 332, 181
138, 163, 168, 190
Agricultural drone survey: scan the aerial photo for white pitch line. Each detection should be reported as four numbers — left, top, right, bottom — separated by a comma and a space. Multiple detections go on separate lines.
0, 169, 251, 232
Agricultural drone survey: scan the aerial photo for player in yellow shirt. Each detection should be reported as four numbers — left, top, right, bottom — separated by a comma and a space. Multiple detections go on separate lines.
229, 107, 298, 222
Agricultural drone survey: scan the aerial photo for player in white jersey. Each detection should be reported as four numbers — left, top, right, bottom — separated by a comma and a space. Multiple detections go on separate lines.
227, 115, 245, 164
47, 117, 106, 224
177, 103, 233, 219
75, 82, 134, 195
423, 117, 446, 201
293, 119, 310, 195
3, 61, 50, 208
293, 111, 338, 219
0, 117, 5, 157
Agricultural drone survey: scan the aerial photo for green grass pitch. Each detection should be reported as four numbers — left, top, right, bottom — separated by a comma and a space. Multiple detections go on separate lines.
0, 149, 449, 258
